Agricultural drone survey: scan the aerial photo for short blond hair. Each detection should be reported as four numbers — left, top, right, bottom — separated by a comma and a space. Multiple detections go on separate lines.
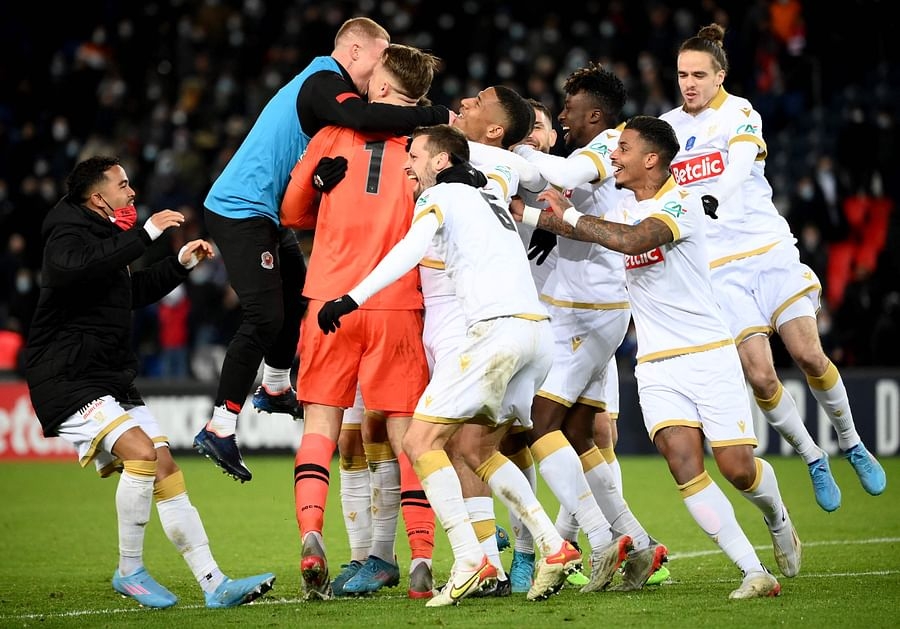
382, 44, 442, 101
334, 17, 390, 47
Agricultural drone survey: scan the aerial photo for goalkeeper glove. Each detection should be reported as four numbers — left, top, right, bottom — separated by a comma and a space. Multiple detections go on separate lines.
318, 294, 359, 334
312, 156, 348, 192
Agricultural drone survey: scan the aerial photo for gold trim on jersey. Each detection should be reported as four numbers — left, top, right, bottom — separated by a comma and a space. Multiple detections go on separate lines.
413, 204, 442, 225
650, 212, 680, 242
418, 257, 446, 270
735, 325, 773, 343
539, 295, 630, 310
574, 395, 605, 410
412, 411, 467, 424
709, 87, 729, 109
637, 338, 734, 364
650, 419, 702, 442
98, 459, 123, 478
487, 173, 509, 200
653, 176, 679, 198
709, 240, 780, 269
580, 151, 607, 183
708, 436, 759, 448
770, 283, 821, 328
512, 313, 550, 322
535, 390, 574, 407
79, 413, 132, 467
728, 133, 767, 160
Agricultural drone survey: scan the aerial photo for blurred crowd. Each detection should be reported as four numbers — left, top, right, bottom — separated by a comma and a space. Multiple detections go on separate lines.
1, 0, 898, 376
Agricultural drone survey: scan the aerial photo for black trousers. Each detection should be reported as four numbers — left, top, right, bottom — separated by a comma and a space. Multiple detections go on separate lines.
204, 209, 308, 410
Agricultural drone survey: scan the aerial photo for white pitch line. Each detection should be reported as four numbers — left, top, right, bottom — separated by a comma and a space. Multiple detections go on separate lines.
2, 536, 898, 621
668, 536, 900, 560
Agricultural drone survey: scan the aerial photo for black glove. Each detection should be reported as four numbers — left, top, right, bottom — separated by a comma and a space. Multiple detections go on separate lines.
527, 228, 557, 265
435, 162, 488, 188
317, 294, 359, 334
312, 156, 348, 192
701, 194, 719, 219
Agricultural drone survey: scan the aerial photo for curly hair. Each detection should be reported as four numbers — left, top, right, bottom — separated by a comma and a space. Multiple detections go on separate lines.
563, 62, 628, 127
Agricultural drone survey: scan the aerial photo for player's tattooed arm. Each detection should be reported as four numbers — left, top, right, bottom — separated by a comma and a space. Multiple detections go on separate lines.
535, 210, 575, 237
536, 186, 673, 254
572, 215, 673, 255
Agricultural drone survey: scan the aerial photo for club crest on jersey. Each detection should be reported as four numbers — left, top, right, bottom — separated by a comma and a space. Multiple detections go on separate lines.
686, 136, 696, 151
625, 247, 665, 269
670, 152, 724, 185
260, 251, 275, 270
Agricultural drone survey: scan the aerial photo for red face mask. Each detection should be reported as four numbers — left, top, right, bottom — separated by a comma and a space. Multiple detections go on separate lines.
110, 204, 138, 231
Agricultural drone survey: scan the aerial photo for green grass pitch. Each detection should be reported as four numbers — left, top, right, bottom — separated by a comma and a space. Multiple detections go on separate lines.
1, 454, 897, 628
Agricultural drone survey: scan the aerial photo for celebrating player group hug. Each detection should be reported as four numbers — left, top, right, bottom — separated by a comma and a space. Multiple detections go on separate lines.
25, 16, 886, 612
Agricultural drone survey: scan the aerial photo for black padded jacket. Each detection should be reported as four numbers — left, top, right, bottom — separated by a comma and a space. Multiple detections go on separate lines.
25, 197, 190, 436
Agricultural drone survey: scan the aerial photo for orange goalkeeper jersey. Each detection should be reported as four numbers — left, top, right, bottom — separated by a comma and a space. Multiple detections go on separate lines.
281, 125, 422, 310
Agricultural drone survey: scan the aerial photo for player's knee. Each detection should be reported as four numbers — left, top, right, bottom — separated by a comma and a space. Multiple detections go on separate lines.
792, 351, 829, 379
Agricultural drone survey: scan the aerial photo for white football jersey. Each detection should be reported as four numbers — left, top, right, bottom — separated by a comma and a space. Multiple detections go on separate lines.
610, 178, 733, 362
661, 89, 794, 266
419, 161, 522, 303
517, 128, 629, 308
413, 179, 547, 326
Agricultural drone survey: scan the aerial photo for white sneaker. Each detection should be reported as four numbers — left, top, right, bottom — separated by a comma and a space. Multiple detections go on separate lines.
728, 567, 781, 600
425, 556, 496, 607
765, 506, 802, 578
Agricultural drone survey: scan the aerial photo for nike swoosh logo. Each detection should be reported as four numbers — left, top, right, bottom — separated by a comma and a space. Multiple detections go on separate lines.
450, 571, 482, 600
546, 547, 573, 565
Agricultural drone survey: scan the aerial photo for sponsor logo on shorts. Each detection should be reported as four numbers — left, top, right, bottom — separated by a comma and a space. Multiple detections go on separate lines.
80, 399, 107, 422
624, 248, 665, 269
670, 152, 724, 185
